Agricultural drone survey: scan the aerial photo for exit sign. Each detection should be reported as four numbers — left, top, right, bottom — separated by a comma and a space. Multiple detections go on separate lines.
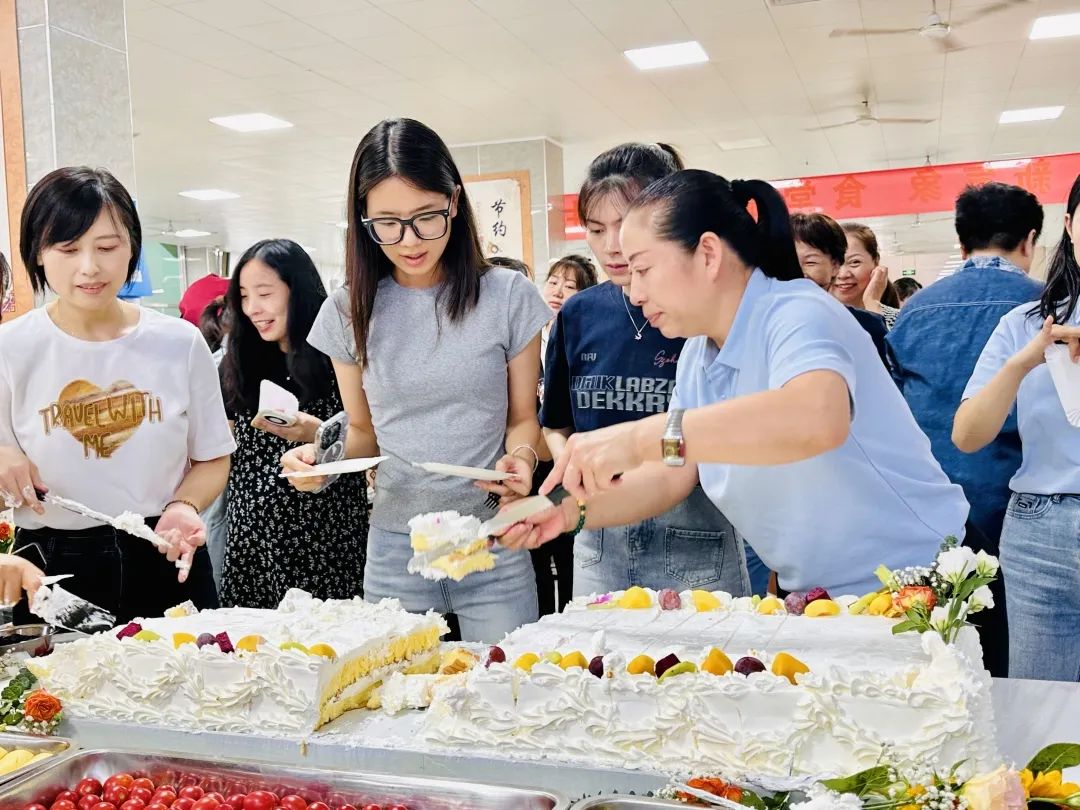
902, 268, 917, 277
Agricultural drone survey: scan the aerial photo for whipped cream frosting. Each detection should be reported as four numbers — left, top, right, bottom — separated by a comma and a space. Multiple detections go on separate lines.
423, 588, 998, 781
30, 589, 447, 734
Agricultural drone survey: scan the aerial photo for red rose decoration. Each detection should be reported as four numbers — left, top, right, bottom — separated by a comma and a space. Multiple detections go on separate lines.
24, 690, 62, 722
894, 585, 937, 612
0, 523, 12, 541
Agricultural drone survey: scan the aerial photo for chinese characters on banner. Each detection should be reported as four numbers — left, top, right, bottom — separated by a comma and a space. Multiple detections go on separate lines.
465, 171, 533, 269
561, 152, 1080, 238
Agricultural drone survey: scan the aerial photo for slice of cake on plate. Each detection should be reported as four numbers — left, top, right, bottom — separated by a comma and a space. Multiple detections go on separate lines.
407, 511, 495, 581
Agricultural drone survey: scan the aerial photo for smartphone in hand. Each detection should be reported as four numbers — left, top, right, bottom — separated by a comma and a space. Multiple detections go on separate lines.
312, 411, 349, 492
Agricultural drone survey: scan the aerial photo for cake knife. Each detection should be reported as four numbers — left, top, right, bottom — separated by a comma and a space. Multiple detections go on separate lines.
480, 475, 622, 538
40, 493, 191, 575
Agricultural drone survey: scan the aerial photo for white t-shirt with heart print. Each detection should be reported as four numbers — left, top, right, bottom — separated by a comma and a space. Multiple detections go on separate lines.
0, 306, 236, 530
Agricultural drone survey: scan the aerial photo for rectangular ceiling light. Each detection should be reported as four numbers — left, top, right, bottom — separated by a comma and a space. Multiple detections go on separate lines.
173, 229, 211, 238
998, 105, 1065, 124
718, 136, 771, 151
1030, 12, 1080, 40
210, 113, 294, 132
624, 40, 708, 70
770, 178, 804, 189
179, 189, 240, 200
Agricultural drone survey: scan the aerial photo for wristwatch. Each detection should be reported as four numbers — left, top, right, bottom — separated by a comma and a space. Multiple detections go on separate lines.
661, 409, 686, 467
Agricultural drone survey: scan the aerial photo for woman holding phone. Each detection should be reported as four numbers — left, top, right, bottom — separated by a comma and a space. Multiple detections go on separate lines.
283, 118, 549, 643
218, 239, 368, 608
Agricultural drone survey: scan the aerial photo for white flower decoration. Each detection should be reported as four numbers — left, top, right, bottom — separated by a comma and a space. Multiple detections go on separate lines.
975, 549, 1000, 578
936, 546, 978, 584
969, 585, 995, 613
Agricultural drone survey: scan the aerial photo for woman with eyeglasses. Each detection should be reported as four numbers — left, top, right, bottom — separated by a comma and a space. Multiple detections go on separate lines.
282, 118, 550, 643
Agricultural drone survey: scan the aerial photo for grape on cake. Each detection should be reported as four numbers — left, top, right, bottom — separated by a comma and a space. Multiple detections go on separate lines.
28, 589, 447, 733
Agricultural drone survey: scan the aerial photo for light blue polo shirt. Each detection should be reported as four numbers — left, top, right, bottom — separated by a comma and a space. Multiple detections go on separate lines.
963, 302, 1080, 495
672, 270, 969, 595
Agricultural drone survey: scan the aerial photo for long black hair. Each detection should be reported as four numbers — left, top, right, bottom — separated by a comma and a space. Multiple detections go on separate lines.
630, 170, 802, 281
1036, 173, 1080, 324
344, 118, 485, 367
578, 143, 683, 224
220, 239, 333, 414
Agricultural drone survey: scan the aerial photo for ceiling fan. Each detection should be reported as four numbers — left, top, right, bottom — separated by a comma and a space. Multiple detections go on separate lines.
807, 99, 934, 131
829, 0, 1032, 52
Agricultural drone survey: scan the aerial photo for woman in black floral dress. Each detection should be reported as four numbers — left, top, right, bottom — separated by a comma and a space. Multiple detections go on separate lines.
218, 239, 368, 608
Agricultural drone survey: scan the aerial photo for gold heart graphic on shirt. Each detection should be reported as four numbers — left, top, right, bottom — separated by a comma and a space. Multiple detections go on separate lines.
55, 379, 147, 459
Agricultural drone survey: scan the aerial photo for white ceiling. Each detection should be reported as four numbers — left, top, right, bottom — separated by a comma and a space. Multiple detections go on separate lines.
123, 0, 1080, 271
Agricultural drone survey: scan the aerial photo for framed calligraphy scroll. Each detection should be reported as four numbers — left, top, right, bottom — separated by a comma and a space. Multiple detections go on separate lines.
464, 170, 533, 269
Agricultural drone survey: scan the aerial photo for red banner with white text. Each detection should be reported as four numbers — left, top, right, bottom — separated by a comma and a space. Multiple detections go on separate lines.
562, 152, 1080, 240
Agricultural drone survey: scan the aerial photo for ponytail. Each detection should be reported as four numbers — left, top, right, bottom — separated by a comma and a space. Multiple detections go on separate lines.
633, 170, 802, 281
1036, 173, 1080, 324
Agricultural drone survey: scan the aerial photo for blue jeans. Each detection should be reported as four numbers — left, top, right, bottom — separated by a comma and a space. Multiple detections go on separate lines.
1001, 492, 1080, 682
573, 486, 749, 597
364, 525, 538, 644
743, 539, 771, 596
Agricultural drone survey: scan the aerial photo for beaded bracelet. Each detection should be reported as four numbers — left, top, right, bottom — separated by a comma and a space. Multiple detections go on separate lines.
571, 500, 587, 536
163, 498, 200, 515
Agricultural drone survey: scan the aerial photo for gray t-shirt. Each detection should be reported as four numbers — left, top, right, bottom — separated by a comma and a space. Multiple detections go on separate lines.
307, 267, 551, 532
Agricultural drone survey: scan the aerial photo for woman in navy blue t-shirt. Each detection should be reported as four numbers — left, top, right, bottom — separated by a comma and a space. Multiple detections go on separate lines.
542, 143, 749, 597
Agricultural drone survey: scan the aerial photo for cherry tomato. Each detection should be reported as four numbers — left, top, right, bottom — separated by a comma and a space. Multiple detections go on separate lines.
51, 802, 78, 810
338, 805, 360, 810
55, 793, 79, 805
77, 783, 103, 799
177, 789, 203, 802
277, 797, 305, 810
104, 789, 129, 804
145, 802, 170, 810
106, 777, 134, 792
385, 805, 407, 810
172, 799, 194, 810
92, 802, 117, 810
25, 803, 49, 810
359, 805, 380, 810
191, 798, 219, 810
242, 793, 277, 810
225, 798, 245, 809
79, 796, 102, 810
152, 792, 176, 806
128, 789, 153, 805
131, 781, 155, 794
306, 803, 330, 810
120, 800, 146, 810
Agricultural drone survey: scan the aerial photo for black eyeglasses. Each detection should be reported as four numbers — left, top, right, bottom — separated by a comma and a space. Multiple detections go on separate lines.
360, 207, 452, 246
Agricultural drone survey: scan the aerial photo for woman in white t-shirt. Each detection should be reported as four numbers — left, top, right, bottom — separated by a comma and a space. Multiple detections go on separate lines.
0, 167, 236, 621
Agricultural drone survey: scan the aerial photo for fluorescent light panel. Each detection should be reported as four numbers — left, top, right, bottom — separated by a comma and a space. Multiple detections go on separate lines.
718, 136, 771, 151
998, 106, 1065, 124
173, 229, 211, 238
179, 189, 239, 201
210, 113, 293, 132
770, 178, 804, 189
624, 40, 708, 70
1030, 12, 1080, 40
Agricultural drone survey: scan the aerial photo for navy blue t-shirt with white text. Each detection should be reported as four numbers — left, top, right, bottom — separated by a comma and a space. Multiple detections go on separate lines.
541, 282, 682, 432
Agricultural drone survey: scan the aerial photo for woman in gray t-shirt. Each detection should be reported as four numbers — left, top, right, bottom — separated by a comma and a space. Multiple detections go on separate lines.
284, 118, 550, 643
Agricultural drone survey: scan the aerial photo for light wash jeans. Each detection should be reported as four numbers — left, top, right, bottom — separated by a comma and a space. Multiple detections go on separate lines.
573, 486, 750, 598
1000, 492, 1080, 682
364, 525, 538, 644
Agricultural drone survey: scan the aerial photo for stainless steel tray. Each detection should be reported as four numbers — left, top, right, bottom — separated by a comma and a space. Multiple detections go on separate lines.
0, 750, 569, 810
0, 732, 73, 786
570, 798, 683, 810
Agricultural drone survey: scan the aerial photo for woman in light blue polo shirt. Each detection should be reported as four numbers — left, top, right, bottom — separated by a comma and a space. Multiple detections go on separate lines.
499, 169, 971, 601
954, 173, 1080, 682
